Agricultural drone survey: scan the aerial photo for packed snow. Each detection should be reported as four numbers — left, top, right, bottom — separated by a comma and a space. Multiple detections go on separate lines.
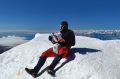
0, 33, 120, 79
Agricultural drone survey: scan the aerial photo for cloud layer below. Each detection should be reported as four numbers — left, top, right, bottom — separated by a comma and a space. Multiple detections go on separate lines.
0, 36, 28, 46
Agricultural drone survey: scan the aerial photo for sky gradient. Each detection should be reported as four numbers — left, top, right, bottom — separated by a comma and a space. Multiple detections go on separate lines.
0, 0, 120, 31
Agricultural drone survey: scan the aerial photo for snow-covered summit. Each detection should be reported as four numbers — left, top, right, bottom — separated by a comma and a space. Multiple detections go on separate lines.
0, 33, 120, 79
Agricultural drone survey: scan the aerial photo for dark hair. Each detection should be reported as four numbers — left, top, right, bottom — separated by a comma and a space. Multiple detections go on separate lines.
60, 21, 68, 29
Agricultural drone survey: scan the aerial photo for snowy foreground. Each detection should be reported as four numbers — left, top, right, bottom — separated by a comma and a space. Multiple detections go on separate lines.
0, 33, 120, 79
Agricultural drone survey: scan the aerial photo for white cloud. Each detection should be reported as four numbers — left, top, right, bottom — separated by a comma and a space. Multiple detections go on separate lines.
0, 36, 29, 46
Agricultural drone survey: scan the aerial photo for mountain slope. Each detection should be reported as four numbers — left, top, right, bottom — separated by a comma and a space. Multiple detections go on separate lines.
0, 33, 120, 79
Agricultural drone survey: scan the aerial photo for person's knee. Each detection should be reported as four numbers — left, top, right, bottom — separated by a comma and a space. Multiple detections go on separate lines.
58, 47, 69, 57
40, 56, 47, 59
41, 52, 47, 57
41, 48, 55, 57
55, 54, 63, 60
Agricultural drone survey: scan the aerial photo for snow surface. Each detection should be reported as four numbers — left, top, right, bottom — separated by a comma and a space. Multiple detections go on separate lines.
0, 33, 120, 79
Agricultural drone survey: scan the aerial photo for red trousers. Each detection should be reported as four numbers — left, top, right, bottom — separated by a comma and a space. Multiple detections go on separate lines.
41, 46, 70, 58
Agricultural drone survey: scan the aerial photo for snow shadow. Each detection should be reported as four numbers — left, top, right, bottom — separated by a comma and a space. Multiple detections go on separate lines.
54, 48, 101, 73
70, 47, 101, 55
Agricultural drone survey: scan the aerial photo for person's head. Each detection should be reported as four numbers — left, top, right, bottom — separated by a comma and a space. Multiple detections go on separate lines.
60, 21, 68, 32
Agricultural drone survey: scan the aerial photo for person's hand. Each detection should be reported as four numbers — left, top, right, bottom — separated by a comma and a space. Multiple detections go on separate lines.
58, 37, 65, 42
48, 35, 52, 41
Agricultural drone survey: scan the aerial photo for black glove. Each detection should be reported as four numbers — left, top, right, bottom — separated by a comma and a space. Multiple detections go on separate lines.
48, 35, 56, 44
48, 36, 52, 41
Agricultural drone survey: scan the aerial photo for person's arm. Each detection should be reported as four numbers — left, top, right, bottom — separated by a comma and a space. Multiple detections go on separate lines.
60, 30, 75, 47
49, 32, 64, 44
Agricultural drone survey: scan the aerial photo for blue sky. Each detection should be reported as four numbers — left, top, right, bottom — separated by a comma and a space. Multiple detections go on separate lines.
0, 0, 120, 31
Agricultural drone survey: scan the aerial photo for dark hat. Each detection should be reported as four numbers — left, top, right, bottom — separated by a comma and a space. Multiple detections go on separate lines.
60, 21, 68, 29
60, 21, 68, 26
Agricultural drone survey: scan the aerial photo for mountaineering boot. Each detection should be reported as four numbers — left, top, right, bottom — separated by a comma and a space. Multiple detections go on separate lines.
47, 54, 62, 76
47, 68, 56, 76
25, 68, 38, 78
25, 56, 46, 78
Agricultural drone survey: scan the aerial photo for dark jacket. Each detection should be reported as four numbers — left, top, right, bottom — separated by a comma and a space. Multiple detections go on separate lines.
59, 29, 75, 47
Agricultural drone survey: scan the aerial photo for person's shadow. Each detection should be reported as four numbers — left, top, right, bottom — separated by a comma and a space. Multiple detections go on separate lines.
54, 48, 101, 73
37, 48, 101, 77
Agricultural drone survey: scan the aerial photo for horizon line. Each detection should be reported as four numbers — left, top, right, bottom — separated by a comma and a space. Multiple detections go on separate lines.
0, 29, 120, 33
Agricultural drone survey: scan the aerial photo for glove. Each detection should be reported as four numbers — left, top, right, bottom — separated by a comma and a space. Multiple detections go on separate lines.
48, 35, 56, 44
48, 35, 52, 41
49, 32, 64, 44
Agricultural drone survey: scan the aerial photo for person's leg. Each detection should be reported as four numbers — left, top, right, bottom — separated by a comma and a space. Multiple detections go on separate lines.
33, 47, 56, 73
47, 47, 69, 71
41, 47, 56, 57
48, 54, 63, 70
26, 48, 56, 74
33, 56, 47, 73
